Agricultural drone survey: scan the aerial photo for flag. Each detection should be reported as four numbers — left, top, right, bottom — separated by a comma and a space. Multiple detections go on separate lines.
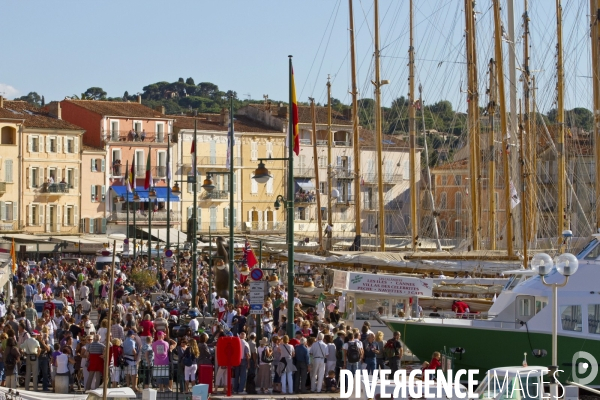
190, 136, 196, 173
10, 239, 16, 274
130, 156, 136, 191
144, 149, 153, 190
166, 148, 171, 181
226, 117, 235, 170
290, 60, 300, 156
317, 292, 326, 304
510, 180, 520, 209
125, 160, 131, 193
243, 239, 258, 268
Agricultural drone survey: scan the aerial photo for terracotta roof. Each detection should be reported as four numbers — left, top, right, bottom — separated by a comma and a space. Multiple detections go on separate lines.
1, 101, 83, 130
358, 129, 410, 148
245, 104, 352, 126
432, 159, 468, 171
173, 114, 282, 133
64, 100, 170, 119
82, 144, 105, 152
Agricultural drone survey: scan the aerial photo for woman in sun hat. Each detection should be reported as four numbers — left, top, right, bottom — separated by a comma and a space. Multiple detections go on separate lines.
256, 337, 272, 393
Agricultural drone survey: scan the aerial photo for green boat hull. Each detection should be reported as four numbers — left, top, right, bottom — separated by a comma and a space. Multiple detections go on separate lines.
386, 320, 600, 386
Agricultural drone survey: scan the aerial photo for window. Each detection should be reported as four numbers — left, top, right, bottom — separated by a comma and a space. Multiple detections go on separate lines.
91, 185, 106, 202
91, 158, 105, 172
66, 138, 74, 153
64, 205, 75, 226
295, 207, 307, 220
588, 305, 600, 334
560, 305, 582, 332
135, 151, 144, 176
455, 220, 462, 238
48, 137, 57, 153
30, 204, 41, 226
0, 202, 15, 221
320, 207, 327, 220
134, 122, 142, 133
251, 173, 258, 194
157, 151, 167, 177
31, 136, 40, 153
251, 140, 258, 161
318, 156, 327, 168
31, 167, 40, 188
111, 121, 119, 140
320, 181, 327, 195
441, 175, 447, 186
440, 192, 447, 209
4, 160, 13, 183
455, 175, 462, 186
1, 127, 15, 144
266, 141, 273, 158
440, 220, 447, 237
156, 123, 165, 143
455, 192, 462, 213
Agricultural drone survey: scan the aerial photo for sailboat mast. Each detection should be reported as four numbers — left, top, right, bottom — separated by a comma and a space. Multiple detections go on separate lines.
556, 0, 566, 240
519, 102, 528, 268
488, 59, 497, 250
523, 0, 534, 245
373, 0, 386, 251
409, 0, 418, 251
465, 0, 481, 250
310, 98, 324, 252
493, 0, 514, 256
349, 0, 362, 243
327, 77, 333, 250
591, 0, 600, 231
532, 74, 538, 239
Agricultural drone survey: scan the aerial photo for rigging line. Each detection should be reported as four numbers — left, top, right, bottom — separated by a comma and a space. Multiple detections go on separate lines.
299, 0, 341, 100
357, 0, 374, 41
381, 55, 466, 65
311, 0, 342, 98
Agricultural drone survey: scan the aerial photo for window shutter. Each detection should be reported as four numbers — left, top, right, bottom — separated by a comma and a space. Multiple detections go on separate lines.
91, 185, 96, 202
347, 181, 352, 196
223, 175, 229, 192
63, 205, 68, 226
74, 137, 79, 153
63, 138, 68, 154
89, 218, 95, 234
224, 208, 228, 227
12, 202, 17, 221
101, 159, 105, 172
337, 156, 342, 166
28, 135, 32, 153
74, 206, 78, 226
5, 160, 12, 183
247, 210, 252, 222
101, 185, 106, 202
91, 159, 96, 172
187, 181, 193, 193
0, 202, 5, 221
27, 205, 31, 226
187, 206, 192, 220
74, 168, 79, 189
197, 208, 202, 227
266, 178, 273, 194
39, 168, 45, 187
251, 173, 257, 194
56, 205, 61, 232
233, 208, 237, 226
233, 172, 237, 194
348, 156, 353, 172
257, 211, 262, 228
26, 167, 31, 189
56, 168, 61, 183
101, 218, 107, 234
45, 136, 50, 153
39, 205, 45, 228
57, 137, 62, 153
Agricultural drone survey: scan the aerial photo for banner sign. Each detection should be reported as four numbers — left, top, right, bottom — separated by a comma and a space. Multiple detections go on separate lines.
347, 272, 433, 296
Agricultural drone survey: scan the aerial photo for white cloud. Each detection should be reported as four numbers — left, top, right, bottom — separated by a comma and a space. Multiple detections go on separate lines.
0, 83, 19, 99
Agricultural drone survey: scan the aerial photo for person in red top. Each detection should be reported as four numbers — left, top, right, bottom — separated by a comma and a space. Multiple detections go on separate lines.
288, 331, 302, 347
451, 300, 470, 317
139, 315, 155, 340
109, 338, 123, 388
421, 351, 442, 377
43, 296, 56, 318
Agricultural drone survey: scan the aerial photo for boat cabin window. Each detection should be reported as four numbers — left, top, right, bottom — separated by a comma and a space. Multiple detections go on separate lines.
535, 300, 547, 314
519, 298, 533, 317
588, 305, 600, 334
579, 239, 600, 260
560, 305, 582, 332
354, 297, 390, 320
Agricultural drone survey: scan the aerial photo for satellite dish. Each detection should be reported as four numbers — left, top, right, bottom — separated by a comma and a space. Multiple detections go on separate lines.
330, 189, 340, 199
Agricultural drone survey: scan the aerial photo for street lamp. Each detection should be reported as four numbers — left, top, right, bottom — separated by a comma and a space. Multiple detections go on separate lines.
531, 251, 579, 400
102, 233, 126, 400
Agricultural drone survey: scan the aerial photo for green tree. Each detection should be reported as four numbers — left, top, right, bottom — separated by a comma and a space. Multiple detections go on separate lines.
82, 87, 107, 100
15, 92, 42, 107
185, 77, 195, 85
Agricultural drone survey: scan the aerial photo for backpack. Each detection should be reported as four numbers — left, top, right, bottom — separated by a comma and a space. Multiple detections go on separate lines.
5, 348, 16, 370
182, 349, 194, 367
334, 338, 344, 361
347, 341, 360, 364
383, 339, 397, 359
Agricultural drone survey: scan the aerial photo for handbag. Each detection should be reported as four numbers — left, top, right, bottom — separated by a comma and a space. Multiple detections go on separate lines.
260, 346, 273, 364
29, 354, 38, 362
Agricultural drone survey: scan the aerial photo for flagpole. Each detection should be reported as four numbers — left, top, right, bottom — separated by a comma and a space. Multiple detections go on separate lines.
148, 148, 152, 264
167, 143, 171, 251
286, 55, 296, 337
228, 94, 235, 305
125, 160, 130, 248
192, 114, 198, 308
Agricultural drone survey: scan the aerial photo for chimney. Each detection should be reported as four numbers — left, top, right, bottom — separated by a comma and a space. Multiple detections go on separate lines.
57, 102, 62, 120
154, 105, 165, 114
343, 108, 352, 120
0, 96, 3, 108
46, 102, 62, 119
137, 95, 142, 104
278, 105, 288, 119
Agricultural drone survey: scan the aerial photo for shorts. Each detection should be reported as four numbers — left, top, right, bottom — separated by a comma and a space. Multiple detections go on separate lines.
124, 363, 137, 376
111, 367, 122, 382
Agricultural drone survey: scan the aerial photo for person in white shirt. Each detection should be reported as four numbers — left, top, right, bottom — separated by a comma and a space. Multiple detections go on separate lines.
79, 284, 90, 301
215, 295, 227, 320
293, 292, 302, 307
309, 333, 328, 392
223, 304, 237, 329
188, 317, 199, 333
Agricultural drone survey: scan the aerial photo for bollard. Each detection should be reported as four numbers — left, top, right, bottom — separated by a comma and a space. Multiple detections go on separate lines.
54, 374, 70, 394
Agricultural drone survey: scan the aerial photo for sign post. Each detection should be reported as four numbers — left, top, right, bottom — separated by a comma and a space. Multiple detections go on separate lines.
249, 281, 266, 315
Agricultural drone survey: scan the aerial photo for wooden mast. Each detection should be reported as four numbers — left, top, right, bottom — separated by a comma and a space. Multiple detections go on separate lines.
493, 0, 514, 255
592, 0, 600, 231
349, 0, 362, 247
310, 98, 324, 252
409, 0, 418, 251
373, 0, 386, 251
532, 74, 538, 239
523, 0, 535, 244
556, 0, 566, 240
465, 0, 481, 250
519, 101, 528, 268
487, 59, 498, 250
327, 77, 333, 250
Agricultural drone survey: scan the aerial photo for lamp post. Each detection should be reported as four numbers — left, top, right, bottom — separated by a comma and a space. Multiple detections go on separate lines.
148, 187, 157, 264
531, 251, 579, 400
102, 233, 127, 400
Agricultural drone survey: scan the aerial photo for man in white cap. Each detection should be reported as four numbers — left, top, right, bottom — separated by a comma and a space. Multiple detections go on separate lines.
309, 332, 328, 393
21, 329, 41, 391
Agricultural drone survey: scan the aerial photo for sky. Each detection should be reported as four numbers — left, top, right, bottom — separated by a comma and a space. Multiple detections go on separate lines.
0, 1, 593, 115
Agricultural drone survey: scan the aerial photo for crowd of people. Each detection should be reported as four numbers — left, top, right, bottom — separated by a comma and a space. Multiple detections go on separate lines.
0, 255, 424, 395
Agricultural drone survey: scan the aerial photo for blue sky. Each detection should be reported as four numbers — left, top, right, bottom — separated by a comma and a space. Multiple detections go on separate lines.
1, 1, 591, 113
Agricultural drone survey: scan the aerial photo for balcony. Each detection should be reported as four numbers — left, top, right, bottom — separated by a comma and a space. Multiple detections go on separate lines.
134, 166, 168, 178
242, 221, 285, 233
336, 195, 355, 205
105, 130, 169, 144
200, 190, 229, 201
334, 140, 352, 147
334, 167, 354, 179
181, 156, 242, 169
362, 172, 403, 184
110, 165, 124, 178
42, 183, 69, 195
108, 211, 181, 223
0, 222, 16, 230
293, 167, 314, 177
294, 192, 316, 204
0, 182, 5, 195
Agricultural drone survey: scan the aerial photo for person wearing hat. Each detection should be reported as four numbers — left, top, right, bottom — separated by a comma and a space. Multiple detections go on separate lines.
21, 329, 41, 391
256, 337, 272, 393
293, 337, 310, 393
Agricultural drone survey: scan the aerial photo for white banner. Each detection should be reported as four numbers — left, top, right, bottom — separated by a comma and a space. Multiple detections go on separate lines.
331, 270, 349, 290
347, 272, 433, 296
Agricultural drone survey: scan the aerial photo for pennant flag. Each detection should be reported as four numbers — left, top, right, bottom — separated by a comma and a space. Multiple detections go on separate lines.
291, 62, 300, 156
130, 156, 136, 191
243, 239, 258, 268
190, 136, 197, 173
125, 160, 131, 193
166, 148, 171, 181
226, 117, 235, 170
510, 180, 520, 209
317, 292, 326, 304
144, 149, 153, 190
10, 239, 16, 274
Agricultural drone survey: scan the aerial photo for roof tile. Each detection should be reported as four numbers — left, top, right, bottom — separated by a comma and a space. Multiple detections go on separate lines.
64, 100, 170, 119
2, 101, 84, 130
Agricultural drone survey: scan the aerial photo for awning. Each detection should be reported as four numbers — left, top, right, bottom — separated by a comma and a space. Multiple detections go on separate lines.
111, 186, 180, 202
138, 228, 188, 243
295, 179, 315, 191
